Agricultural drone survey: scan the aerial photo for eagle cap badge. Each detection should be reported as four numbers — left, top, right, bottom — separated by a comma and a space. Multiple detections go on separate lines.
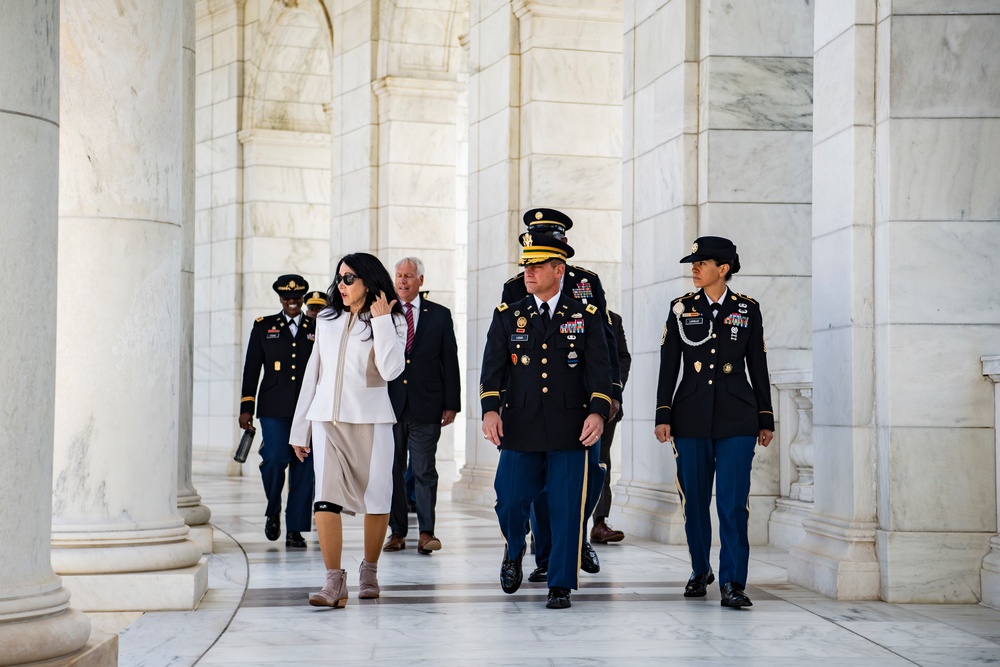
521, 232, 532, 247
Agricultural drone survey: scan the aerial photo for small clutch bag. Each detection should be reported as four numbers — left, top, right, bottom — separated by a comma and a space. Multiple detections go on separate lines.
234, 428, 256, 463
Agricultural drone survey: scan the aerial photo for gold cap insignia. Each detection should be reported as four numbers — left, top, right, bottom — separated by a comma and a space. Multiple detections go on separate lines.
521, 232, 532, 247
723, 363, 733, 374
691, 242, 699, 253
535, 211, 544, 220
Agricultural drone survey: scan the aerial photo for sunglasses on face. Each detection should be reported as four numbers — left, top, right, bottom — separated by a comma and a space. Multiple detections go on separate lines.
334, 273, 360, 286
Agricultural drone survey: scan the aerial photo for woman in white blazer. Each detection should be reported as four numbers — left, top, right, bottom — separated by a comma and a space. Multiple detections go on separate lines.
290, 252, 406, 608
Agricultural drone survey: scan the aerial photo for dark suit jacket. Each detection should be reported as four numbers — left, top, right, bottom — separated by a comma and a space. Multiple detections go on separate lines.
608, 310, 632, 422
480, 295, 613, 452
240, 313, 316, 418
388, 298, 461, 424
655, 289, 774, 438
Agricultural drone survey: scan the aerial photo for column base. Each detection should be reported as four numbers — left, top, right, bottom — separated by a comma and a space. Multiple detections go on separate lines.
787, 512, 880, 600
769, 497, 813, 550
22, 628, 118, 667
610, 481, 686, 544
178, 499, 212, 528
981, 535, 1000, 610
187, 525, 215, 554
0, 609, 93, 667
877, 529, 992, 603
60, 560, 208, 612
451, 464, 496, 507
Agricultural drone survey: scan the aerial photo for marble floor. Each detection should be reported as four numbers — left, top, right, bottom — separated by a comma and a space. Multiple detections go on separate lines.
109, 474, 1000, 666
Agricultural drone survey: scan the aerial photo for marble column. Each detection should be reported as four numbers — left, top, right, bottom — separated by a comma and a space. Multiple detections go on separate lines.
179, 0, 214, 555
982, 355, 1000, 610
616, 0, 811, 545
0, 3, 95, 663
456, 0, 624, 504
791, 3, 1000, 602
52, 0, 207, 612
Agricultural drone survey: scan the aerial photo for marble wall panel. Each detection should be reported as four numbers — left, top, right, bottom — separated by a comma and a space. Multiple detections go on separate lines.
699, 203, 813, 277
519, 13, 624, 54
812, 227, 858, 332
340, 126, 378, 172
811, 424, 878, 520
881, 0, 1000, 18
212, 26, 238, 70
634, 0, 688, 90
703, 130, 812, 203
243, 237, 329, 277
701, 56, 813, 131
812, 326, 875, 438
878, 324, 997, 428
814, 0, 877, 49
886, 119, 1000, 222
339, 44, 374, 94
701, 0, 813, 57
877, 529, 992, 603
813, 126, 874, 239
197, 71, 213, 107
247, 202, 330, 239
379, 163, 454, 207
474, 111, 517, 171
881, 426, 996, 532
337, 87, 374, 133
212, 98, 239, 136
211, 203, 240, 241
632, 136, 696, 222
336, 2, 371, 54
209, 239, 238, 276
524, 49, 621, 105
476, 161, 516, 221
384, 122, 457, 165
521, 102, 622, 158
478, 58, 519, 120
478, 5, 516, 66
730, 275, 811, 373
520, 155, 621, 210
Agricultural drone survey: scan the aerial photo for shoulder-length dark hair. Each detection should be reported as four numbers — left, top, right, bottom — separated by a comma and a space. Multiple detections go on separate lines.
323, 253, 403, 338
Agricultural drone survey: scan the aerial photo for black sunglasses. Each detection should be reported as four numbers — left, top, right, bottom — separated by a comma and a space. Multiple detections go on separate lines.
334, 273, 360, 286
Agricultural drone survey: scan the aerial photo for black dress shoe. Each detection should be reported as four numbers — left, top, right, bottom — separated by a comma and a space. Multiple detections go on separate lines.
285, 531, 306, 548
580, 541, 600, 574
527, 566, 548, 583
546, 586, 571, 609
500, 543, 526, 594
720, 581, 753, 608
264, 514, 280, 541
684, 571, 715, 598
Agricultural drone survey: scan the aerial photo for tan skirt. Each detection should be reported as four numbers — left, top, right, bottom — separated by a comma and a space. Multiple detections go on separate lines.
311, 420, 394, 516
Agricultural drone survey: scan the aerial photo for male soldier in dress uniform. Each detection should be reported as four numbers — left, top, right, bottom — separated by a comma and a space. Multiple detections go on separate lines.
481, 232, 613, 609
239, 274, 317, 548
500, 208, 620, 581
654, 237, 774, 608
304, 290, 328, 318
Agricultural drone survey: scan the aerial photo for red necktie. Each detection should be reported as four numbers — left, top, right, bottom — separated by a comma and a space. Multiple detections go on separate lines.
404, 303, 415, 354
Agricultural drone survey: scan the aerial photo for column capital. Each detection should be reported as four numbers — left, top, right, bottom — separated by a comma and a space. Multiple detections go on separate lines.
372, 76, 465, 101
511, 0, 623, 23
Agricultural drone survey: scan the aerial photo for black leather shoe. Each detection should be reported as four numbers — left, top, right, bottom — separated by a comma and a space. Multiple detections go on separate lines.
580, 541, 600, 574
546, 586, 571, 609
721, 581, 752, 608
500, 543, 526, 594
527, 566, 548, 583
264, 514, 280, 541
684, 571, 715, 597
285, 531, 306, 548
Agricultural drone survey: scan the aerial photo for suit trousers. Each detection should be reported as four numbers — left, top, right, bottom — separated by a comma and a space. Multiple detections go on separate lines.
673, 436, 756, 587
389, 408, 442, 537
531, 443, 605, 568
258, 416, 315, 532
593, 418, 618, 520
495, 448, 589, 590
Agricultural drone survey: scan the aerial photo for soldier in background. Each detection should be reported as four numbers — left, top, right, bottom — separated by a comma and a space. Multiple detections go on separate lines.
239, 274, 316, 548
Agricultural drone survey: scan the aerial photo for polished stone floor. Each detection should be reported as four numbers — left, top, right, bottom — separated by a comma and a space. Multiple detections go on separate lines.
110, 474, 1000, 666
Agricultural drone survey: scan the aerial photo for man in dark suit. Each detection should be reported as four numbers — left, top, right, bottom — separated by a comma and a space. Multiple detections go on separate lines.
590, 310, 632, 543
383, 258, 461, 555
239, 274, 316, 548
501, 208, 619, 581
482, 231, 613, 609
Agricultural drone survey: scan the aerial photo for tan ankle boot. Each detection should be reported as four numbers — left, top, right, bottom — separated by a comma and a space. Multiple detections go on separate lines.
308, 568, 348, 608
358, 560, 380, 599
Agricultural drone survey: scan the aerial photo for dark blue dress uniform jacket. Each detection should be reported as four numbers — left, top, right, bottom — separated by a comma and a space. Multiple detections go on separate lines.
387, 298, 462, 424
655, 290, 774, 438
240, 313, 316, 418
480, 295, 613, 452
502, 266, 623, 402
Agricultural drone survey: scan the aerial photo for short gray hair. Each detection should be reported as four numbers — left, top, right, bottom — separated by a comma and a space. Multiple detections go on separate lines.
395, 256, 424, 277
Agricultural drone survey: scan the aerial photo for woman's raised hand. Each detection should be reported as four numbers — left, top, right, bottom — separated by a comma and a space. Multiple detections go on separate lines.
370, 290, 397, 317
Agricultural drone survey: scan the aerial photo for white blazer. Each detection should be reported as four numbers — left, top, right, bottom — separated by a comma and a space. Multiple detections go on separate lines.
290, 310, 406, 446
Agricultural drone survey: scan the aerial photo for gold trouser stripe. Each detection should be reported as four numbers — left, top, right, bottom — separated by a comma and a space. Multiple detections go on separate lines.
480, 391, 500, 399
575, 451, 589, 591
672, 440, 686, 521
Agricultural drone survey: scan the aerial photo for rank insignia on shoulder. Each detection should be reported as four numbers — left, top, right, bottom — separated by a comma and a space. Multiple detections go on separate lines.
585, 304, 598, 315
256, 316, 264, 322
497, 302, 509, 312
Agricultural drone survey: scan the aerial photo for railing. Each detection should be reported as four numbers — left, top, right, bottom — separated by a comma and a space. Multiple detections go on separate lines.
769, 370, 814, 549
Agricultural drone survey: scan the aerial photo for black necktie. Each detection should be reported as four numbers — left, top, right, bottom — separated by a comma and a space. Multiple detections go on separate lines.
540, 302, 551, 328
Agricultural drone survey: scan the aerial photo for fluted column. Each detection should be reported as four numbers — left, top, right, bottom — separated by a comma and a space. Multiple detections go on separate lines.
0, 2, 95, 663
178, 0, 213, 554
52, 0, 207, 611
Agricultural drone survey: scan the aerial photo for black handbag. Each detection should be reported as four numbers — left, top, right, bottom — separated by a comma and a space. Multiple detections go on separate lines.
234, 428, 256, 463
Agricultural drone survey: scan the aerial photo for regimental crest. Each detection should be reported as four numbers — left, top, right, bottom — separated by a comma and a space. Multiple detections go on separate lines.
692, 242, 699, 253
521, 232, 532, 247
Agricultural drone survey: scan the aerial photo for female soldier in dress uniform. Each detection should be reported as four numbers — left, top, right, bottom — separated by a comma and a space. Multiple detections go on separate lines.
654, 236, 774, 608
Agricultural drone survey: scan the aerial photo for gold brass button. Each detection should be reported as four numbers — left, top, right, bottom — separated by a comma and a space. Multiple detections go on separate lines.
542, 372, 548, 379
542, 387, 548, 393
403, 380, 408, 384
710, 349, 716, 354
516, 344, 521, 349
570, 343, 575, 348
292, 354, 296, 358
407, 359, 411, 363
542, 358, 548, 364
292, 342, 297, 347
291, 365, 296, 370
708, 380, 713, 385
542, 343, 548, 350
710, 364, 714, 369
291, 376, 296, 381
